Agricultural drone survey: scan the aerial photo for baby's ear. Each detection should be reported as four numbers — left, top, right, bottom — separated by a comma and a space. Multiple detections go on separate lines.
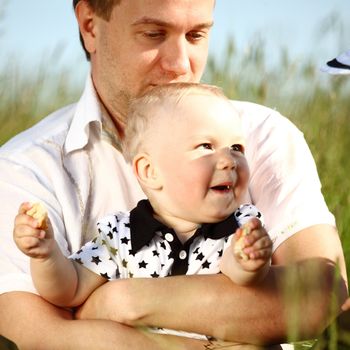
133, 153, 162, 190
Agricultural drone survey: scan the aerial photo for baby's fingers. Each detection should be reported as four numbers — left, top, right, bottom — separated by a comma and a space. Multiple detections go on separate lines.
247, 247, 272, 260
243, 227, 269, 247
15, 235, 50, 258
18, 202, 33, 215
243, 217, 262, 232
14, 224, 45, 240
17, 236, 43, 251
15, 211, 41, 231
26, 202, 48, 230
245, 236, 272, 259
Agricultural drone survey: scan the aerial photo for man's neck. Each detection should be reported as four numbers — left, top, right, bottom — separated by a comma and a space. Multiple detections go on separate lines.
91, 75, 128, 139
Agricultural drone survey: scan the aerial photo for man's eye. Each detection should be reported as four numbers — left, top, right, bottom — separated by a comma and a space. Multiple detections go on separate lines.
231, 144, 244, 153
144, 31, 165, 39
199, 143, 213, 150
186, 31, 205, 42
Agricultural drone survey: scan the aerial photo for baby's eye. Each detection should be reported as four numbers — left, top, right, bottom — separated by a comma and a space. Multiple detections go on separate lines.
198, 143, 213, 150
230, 144, 244, 153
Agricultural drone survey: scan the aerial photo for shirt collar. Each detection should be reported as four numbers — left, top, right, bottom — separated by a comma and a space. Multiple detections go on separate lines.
130, 200, 239, 253
64, 75, 122, 154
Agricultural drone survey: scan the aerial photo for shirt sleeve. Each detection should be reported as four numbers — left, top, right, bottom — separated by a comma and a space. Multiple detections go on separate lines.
235, 101, 335, 252
0, 158, 68, 295
234, 204, 264, 226
69, 214, 126, 280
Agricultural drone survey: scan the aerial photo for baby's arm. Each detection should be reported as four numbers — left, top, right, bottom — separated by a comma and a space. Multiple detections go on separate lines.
220, 218, 272, 285
13, 202, 105, 307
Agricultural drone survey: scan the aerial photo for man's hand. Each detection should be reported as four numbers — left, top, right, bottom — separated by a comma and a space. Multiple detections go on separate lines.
13, 202, 55, 259
341, 298, 350, 312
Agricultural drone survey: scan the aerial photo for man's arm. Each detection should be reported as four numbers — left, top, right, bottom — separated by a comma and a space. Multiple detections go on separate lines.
77, 224, 348, 345
1, 292, 251, 350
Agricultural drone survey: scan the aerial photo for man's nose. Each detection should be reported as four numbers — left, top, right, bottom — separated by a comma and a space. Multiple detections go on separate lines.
216, 149, 237, 170
160, 38, 191, 77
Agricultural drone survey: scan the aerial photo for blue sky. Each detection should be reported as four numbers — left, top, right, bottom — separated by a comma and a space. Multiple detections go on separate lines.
0, 0, 349, 80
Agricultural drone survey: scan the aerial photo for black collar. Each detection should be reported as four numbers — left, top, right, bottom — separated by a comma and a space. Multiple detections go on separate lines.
129, 200, 239, 253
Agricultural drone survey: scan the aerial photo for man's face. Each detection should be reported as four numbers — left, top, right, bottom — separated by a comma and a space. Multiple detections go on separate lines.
148, 93, 250, 224
89, 0, 214, 119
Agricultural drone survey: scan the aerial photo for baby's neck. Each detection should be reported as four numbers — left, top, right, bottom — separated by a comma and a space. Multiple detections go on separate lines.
153, 213, 200, 244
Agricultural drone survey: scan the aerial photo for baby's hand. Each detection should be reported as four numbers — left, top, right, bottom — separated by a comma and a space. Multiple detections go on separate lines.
233, 218, 272, 272
13, 202, 54, 259
26, 202, 48, 230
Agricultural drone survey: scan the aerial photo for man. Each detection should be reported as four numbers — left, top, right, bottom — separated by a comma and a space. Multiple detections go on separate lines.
0, 1, 347, 349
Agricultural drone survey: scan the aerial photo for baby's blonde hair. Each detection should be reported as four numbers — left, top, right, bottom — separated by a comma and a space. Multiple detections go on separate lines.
123, 82, 230, 163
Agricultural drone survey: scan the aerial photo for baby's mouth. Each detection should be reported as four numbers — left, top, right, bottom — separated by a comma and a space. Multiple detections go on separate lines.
210, 184, 232, 192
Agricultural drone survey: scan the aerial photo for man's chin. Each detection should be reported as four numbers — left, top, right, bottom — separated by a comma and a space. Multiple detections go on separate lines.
136, 84, 158, 97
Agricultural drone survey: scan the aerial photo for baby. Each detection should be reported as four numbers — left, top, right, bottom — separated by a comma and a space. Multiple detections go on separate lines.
14, 83, 272, 338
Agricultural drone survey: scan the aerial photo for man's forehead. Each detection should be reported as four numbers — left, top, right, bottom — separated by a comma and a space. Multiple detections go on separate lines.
113, 0, 215, 22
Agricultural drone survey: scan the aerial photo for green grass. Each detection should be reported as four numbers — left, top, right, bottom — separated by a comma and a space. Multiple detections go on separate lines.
0, 60, 81, 145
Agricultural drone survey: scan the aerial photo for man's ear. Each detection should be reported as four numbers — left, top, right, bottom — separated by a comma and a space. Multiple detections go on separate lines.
75, 0, 97, 54
133, 153, 162, 190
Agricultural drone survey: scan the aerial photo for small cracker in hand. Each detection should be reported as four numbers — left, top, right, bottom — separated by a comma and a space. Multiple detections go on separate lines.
26, 202, 48, 230
234, 225, 251, 261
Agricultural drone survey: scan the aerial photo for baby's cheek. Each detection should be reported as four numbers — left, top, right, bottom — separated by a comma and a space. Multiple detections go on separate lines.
239, 161, 250, 185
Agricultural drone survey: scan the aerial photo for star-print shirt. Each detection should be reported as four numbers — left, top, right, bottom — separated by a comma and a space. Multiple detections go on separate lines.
70, 200, 263, 280
69, 200, 262, 340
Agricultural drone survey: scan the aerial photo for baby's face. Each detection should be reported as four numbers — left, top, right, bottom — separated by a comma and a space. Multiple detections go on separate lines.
148, 93, 250, 224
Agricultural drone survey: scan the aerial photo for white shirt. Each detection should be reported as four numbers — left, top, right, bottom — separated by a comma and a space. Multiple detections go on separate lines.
0, 75, 335, 294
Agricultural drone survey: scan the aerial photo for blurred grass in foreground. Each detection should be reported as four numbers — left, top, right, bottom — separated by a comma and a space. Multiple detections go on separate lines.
0, 37, 349, 349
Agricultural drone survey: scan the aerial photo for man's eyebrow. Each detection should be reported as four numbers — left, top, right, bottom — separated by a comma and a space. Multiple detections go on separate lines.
132, 17, 214, 30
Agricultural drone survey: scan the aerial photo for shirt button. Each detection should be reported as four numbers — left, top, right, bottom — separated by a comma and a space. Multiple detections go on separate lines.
165, 233, 174, 242
179, 250, 187, 260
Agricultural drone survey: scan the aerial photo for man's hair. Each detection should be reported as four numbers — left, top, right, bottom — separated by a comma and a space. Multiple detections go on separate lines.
73, 0, 120, 60
123, 83, 230, 163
